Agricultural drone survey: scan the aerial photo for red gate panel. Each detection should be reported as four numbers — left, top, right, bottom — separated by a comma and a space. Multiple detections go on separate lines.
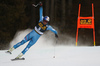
76, 3, 95, 46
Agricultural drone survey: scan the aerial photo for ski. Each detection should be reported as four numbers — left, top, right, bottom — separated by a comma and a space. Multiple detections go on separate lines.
6, 51, 12, 54
11, 58, 25, 61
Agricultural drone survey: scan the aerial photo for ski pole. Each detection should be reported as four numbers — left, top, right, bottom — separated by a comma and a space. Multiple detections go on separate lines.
32, 2, 42, 7
53, 38, 58, 58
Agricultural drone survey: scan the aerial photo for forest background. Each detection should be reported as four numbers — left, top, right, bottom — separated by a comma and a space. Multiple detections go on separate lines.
0, 0, 100, 49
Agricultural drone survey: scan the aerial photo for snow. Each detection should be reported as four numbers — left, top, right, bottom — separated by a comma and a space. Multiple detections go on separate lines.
0, 29, 100, 66
1, 46, 100, 66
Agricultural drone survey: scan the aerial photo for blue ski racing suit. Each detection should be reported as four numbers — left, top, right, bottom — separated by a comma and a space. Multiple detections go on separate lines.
13, 6, 58, 55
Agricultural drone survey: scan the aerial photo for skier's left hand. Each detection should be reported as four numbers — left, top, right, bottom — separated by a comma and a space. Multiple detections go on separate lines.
55, 34, 58, 38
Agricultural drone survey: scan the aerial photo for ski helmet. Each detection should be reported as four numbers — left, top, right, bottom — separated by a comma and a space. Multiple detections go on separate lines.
43, 16, 50, 22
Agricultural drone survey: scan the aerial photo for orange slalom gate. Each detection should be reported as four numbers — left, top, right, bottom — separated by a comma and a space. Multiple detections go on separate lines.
76, 3, 95, 46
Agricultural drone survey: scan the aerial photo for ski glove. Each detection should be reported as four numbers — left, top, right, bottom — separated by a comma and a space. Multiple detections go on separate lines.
39, 2, 42, 6
55, 34, 58, 38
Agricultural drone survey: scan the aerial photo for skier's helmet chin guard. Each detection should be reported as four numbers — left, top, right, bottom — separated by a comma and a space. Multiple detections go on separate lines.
43, 16, 50, 23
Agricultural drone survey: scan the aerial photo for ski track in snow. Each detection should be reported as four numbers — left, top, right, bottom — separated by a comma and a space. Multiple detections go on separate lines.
0, 46, 100, 66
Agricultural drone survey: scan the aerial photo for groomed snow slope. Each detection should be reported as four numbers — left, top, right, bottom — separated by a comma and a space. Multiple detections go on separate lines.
0, 29, 100, 66
0, 46, 100, 66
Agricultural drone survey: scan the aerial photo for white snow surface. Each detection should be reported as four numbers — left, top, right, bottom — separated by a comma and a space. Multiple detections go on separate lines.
0, 29, 100, 66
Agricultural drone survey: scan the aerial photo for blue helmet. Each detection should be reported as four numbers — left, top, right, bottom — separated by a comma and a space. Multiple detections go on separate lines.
43, 16, 50, 22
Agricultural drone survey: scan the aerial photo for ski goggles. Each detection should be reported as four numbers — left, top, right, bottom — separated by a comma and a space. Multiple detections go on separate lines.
43, 20, 48, 23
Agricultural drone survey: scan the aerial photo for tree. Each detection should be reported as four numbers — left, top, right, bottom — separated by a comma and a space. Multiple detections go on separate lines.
62, 0, 66, 27
45, 0, 50, 16
50, 0, 54, 24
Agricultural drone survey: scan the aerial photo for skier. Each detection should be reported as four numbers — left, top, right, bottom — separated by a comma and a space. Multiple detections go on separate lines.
6, 2, 58, 60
